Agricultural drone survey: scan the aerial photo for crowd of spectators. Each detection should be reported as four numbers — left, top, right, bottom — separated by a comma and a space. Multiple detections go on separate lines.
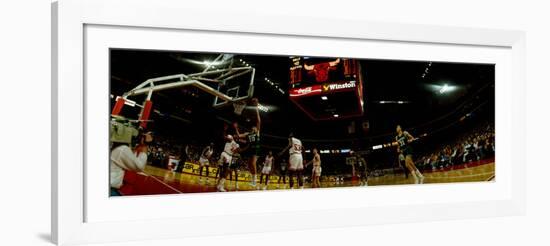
415, 124, 495, 171
146, 136, 217, 169
143, 122, 495, 178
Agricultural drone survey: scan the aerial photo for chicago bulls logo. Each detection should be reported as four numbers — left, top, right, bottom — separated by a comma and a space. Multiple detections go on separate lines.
303, 58, 340, 82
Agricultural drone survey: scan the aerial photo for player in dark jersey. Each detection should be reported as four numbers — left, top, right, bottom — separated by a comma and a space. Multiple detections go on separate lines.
277, 157, 288, 189
397, 150, 409, 179
234, 98, 262, 187
355, 152, 368, 186
227, 152, 242, 190
395, 125, 424, 184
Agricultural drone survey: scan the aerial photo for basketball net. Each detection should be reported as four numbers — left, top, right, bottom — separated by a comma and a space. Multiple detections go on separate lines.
233, 101, 246, 115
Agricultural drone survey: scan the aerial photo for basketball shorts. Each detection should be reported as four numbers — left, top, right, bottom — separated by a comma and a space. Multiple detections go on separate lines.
262, 166, 272, 175
402, 147, 413, 157
220, 152, 232, 165
312, 166, 322, 177
199, 157, 209, 167
229, 157, 240, 169
288, 154, 303, 171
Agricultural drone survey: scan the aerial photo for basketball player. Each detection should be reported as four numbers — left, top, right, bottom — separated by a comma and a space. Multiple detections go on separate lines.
228, 152, 242, 190
305, 148, 321, 188
277, 157, 288, 188
280, 133, 304, 189
233, 98, 262, 187
395, 125, 424, 184
215, 158, 223, 179
355, 152, 368, 186
260, 151, 274, 190
215, 124, 229, 180
110, 131, 153, 196
398, 150, 409, 179
198, 143, 214, 183
217, 135, 240, 192
216, 122, 234, 180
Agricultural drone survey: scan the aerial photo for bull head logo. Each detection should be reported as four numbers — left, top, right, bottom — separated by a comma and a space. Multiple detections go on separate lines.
303, 58, 340, 82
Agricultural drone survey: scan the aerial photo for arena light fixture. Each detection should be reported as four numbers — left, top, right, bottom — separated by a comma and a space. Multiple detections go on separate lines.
257, 103, 269, 113
202, 60, 222, 67
333, 114, 339, 118
440, 84, 450, 94
321, 96, 328, 100
372, 144, 383, 150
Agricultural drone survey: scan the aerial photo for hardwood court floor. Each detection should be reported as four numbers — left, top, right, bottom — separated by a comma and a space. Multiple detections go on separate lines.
120, 159, 494, 196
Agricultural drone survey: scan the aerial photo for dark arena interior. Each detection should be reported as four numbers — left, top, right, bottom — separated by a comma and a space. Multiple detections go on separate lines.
109, 49, 495, 196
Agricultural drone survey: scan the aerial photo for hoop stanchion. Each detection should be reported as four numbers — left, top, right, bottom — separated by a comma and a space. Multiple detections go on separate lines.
139, 100, 153, 128
111, 97, 125, 115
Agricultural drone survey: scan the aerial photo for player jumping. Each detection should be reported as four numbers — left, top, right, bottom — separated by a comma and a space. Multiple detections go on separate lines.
395, 125, 424, 184
233, 98, 262, 187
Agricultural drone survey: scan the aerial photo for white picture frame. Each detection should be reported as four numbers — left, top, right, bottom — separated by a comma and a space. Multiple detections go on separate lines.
52, 0, 526, 245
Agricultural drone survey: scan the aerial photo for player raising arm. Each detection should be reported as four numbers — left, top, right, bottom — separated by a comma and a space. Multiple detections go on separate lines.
233, 98, 262, 187
216, 135, 240, 192
395, 125, 424, 184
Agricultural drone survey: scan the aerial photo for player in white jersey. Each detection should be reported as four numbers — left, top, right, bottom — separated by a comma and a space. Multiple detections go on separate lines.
260, 151, 274, 190
198, 143, 214, 183
305, 148, 322, 188
280, 133, 304, 189
217, 135, 240, 192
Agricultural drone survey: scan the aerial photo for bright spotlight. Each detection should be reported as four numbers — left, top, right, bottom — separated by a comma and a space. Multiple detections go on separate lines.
321, 96, 328, 100
203, 60, 221, 67
333, 114, 339, 118
439, 84, 450, 94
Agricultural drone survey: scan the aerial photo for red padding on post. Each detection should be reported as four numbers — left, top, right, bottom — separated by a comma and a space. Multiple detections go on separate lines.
111, 97, 125, 115
139, 100, 153, 128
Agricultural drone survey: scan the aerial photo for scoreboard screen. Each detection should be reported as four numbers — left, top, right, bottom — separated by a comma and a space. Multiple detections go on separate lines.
288, 56, 364, 121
